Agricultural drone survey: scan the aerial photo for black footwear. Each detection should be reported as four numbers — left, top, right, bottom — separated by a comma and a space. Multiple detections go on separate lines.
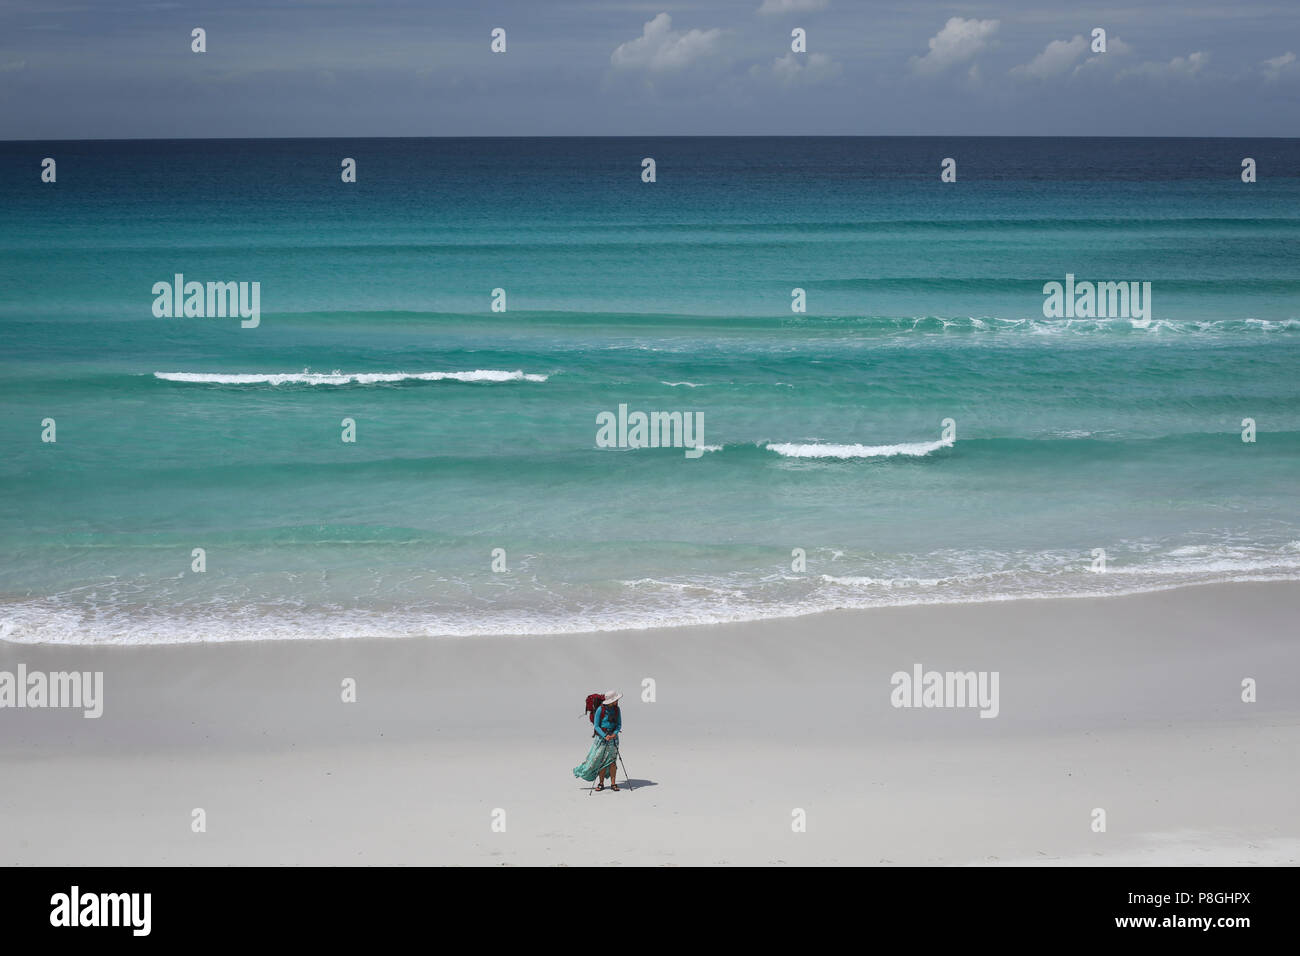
595, 784, 604, 791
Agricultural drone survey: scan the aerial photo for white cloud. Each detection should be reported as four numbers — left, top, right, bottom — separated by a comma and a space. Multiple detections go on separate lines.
1121, 51, 1208, 80
1015, 35, 1135, 80
910, 17, 999, 75
757, 0, 829, 14
1012, 35, 1087, 79
1075, 36, 1132, 72
611, 13, 722, 72
766, 52, 841, 86
1262, 51, 1296, 81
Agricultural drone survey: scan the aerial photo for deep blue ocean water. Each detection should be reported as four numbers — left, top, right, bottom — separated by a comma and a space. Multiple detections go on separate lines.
1, 137, 1297, 643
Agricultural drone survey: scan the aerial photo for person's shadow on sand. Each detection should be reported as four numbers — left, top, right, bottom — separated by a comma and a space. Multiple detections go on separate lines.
583, 779, 658, 792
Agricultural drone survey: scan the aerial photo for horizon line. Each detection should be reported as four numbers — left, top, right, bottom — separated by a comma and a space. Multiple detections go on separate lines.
4, 133, 1299, 144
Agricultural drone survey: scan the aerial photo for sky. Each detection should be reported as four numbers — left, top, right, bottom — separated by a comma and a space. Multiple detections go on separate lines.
0, 0, 1297, 139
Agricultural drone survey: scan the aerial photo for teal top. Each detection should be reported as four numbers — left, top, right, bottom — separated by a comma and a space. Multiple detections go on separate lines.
593, 704, 621, 737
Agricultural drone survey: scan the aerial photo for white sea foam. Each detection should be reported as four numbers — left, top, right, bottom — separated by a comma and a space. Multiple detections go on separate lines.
766, 438, 953, 459
897, 316, 1300, 337
5, 542, 1298, 646
154, 370, 549, 385
3, 570, 1296, 646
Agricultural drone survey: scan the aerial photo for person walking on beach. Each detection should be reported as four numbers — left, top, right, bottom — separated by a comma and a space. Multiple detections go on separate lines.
573, 691, 622, 791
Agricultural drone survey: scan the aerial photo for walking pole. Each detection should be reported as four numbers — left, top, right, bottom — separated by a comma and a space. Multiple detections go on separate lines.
618, 750, 632, 791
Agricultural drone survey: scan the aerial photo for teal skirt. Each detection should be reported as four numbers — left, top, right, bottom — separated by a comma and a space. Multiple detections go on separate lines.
573, 735, 619, 781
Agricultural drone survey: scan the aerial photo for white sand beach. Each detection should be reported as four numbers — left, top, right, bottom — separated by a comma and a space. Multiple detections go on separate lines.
1, 581, 1297, 866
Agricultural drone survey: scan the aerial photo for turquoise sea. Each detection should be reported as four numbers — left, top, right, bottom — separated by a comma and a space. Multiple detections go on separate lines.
1, 137, 1297, 643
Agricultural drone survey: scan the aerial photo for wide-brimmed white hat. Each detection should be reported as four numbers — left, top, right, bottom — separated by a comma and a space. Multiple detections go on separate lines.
603, 691, 622, 705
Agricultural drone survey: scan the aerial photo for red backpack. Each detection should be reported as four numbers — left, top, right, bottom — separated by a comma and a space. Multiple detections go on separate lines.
584, 693, 605, 723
